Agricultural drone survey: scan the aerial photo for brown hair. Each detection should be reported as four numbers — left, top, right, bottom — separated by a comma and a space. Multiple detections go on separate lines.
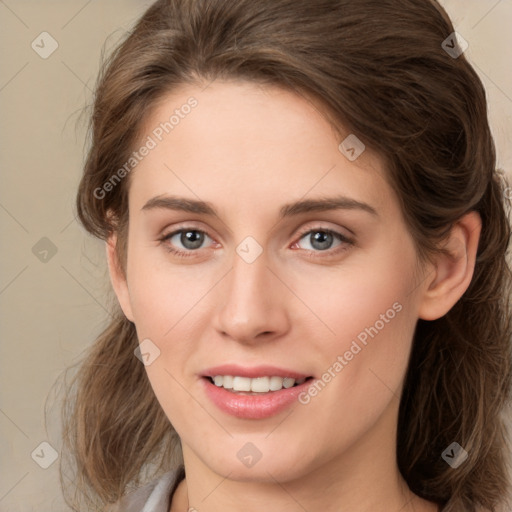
58, 0, 512, 510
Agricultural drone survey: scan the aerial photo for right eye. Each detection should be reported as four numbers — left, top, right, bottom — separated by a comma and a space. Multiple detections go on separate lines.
159, 228, 215, 258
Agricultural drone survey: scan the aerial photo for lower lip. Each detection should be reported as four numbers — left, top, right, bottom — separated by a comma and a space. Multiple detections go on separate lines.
201, 377, 313, 419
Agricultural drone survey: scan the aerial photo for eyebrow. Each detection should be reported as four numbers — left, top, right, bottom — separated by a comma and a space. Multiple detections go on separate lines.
141, 194, 378, 218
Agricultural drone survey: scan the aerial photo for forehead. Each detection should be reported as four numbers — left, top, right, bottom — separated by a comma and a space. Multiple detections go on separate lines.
127, 80, 392, 218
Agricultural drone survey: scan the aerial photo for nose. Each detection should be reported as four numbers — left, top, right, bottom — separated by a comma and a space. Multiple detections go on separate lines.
213, 247, 291, 346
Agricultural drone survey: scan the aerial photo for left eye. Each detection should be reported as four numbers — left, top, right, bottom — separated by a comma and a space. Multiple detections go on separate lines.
295, 229, 350, 252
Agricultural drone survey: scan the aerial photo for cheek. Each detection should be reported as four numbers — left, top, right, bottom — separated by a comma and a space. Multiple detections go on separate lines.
126, 244, 213, 336
296, 247, 417, 351
291, 241, 419, 415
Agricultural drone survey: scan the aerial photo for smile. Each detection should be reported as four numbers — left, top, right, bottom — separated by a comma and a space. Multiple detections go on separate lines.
208, 375, 308, 393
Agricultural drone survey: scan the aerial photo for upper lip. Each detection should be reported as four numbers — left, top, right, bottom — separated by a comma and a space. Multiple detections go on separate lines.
201, 364, 312, 379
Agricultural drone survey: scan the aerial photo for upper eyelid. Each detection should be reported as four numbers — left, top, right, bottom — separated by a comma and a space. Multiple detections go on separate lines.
161, 225, 213, 241
160, 222, 351, 236
295, 224, 353, 240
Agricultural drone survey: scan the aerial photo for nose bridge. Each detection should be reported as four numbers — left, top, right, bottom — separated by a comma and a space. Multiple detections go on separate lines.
230, 244, 270, 302
213, 239, 288, 342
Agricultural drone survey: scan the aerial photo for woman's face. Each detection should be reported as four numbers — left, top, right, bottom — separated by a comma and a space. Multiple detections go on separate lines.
112, 80, 429, 483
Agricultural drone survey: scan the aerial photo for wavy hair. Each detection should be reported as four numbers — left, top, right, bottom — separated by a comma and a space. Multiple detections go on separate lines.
58, 0, 512, 510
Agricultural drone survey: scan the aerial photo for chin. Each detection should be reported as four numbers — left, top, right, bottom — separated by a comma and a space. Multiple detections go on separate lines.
201, 447, 314, 483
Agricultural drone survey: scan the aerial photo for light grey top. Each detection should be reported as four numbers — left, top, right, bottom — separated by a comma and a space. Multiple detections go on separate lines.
110, 466, 185, 512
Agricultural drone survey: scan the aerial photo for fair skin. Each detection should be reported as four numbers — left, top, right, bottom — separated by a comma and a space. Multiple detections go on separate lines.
106, 80, 481, 512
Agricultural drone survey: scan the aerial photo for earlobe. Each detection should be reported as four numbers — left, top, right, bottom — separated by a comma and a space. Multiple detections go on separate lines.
106, 234, 135, 322
418, 211, 482, 321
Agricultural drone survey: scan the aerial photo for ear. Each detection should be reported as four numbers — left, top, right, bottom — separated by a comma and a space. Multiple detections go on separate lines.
418, 211, 482, 321
106, 233, 134, 322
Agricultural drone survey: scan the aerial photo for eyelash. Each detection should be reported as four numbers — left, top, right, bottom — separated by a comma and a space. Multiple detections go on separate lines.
158, 225, 354, 260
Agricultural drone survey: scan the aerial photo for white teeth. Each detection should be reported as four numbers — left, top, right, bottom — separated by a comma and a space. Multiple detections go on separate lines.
222, 375, 234, 389
232, 376, 251, 391
283, 377, 295, 389
269, 376, 283, 391
250, 376, 270, 392
211, 375, 307, 393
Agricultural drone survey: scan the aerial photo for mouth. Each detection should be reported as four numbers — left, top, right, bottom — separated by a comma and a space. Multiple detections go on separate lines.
203, 375, 315, 395
199, 365, 316, 418
201, 373, 316, 419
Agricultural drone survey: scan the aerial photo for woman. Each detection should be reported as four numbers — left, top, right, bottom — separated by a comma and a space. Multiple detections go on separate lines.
60, 0, 512, 511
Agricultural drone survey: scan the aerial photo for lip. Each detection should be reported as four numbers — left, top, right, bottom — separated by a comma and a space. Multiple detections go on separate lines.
200, 365, 314, 419
200, 364, 311, 380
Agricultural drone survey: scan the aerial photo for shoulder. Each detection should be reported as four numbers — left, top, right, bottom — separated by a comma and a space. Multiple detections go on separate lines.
107, 466, 185, 512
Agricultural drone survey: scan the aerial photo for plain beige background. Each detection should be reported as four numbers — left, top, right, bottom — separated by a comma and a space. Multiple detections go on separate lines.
1, 1, 511, 510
